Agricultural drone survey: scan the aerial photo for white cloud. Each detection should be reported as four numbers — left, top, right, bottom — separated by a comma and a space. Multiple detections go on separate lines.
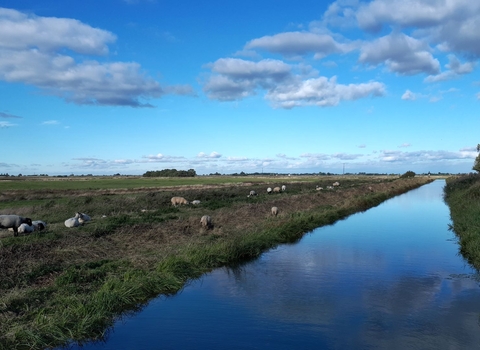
42, 120, 59, 125
0, 121, 16, 128
197, 152, 222, 159
398, 143, 411, 148
359, 33, 440, 75
424, 55, 476, 83
401, 90, 416, 100
266, 75, 385, 109
245, 31, 354, 59
0, 8, 194, 107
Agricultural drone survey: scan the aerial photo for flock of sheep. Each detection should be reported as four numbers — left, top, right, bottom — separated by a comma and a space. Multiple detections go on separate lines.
1, 182, 343, 237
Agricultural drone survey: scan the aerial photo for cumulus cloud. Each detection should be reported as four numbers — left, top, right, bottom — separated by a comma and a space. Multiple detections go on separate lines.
203, 58, 385, 108
379, 149, 476, 163
425, 55, 476, 83
245, 31, 354, 59
359, 33, 440, 75
355, 0, 480, 58
0, 7, 194, 107
197, 152, 222, 159
401, 90, 416, 100
266, 75, 385, 109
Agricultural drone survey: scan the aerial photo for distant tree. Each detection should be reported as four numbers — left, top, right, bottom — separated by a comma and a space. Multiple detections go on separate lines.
473, 144, 480, 173
400, 170, 416, 178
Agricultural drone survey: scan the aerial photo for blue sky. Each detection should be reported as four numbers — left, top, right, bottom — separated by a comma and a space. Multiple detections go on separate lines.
0, 0, 479, 176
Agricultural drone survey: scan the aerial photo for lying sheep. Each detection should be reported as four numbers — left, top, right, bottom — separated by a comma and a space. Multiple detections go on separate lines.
0, 215, 33, 237
271, 207, 279, 216
78, 212, 91, 225
281, 185, 286, 192
171, 196, 189, 207
273, 187, 281, 193
200, 215, 212, 229
65, 212, 83, 228
267, 187, 272, 194
191, 200, 201, 205
32, 220, 47, 231
18, 223, 35, 234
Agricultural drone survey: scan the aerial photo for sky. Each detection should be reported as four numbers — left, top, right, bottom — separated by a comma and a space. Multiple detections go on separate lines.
1, 0, 479, 176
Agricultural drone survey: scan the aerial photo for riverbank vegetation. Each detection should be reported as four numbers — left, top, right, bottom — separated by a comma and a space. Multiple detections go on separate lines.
0, 175, 432, 349
444, 173, 480, 269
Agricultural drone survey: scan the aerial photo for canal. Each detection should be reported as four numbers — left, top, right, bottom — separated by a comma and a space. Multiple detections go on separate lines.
68, 180, 480, 349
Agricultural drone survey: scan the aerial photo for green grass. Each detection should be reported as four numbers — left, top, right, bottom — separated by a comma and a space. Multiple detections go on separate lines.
444, 174, 480, 269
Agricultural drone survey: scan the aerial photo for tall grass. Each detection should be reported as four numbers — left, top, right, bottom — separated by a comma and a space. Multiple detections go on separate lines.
444, 174, 480, 269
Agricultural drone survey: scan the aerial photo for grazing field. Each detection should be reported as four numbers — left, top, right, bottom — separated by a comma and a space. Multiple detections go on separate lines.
0, 175, 432, 350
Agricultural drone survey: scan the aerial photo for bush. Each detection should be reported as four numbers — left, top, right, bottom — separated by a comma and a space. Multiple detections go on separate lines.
400, 171, 416, 178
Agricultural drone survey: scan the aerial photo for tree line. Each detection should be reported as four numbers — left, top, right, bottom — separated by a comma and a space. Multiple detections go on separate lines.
143, 169, 197, 177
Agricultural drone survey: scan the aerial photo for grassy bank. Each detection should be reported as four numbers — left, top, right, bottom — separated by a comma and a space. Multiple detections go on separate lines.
0, 176, 431, 349
443, 174, 480, 269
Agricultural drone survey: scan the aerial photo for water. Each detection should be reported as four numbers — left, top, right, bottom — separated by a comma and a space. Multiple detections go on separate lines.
69, 180, 480, 349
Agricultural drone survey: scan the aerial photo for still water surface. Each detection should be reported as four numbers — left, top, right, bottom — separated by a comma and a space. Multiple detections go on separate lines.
70, 180, 480, 349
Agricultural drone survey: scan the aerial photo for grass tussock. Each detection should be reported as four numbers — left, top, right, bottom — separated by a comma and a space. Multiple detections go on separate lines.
0, 175, 432, 350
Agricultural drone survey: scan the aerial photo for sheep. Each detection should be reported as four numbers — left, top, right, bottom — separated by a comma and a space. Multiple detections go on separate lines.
200, 215, 212, 229
267, 187, 272, 194
247, 190, 257, 198
78, 212, 91, 225
65, 212, 83, 228
316, 186, 323, 191
0, 215, 33, 237
171, 196, 189, 207
18, 223, 35, 234
32, 220, 47, 231
273, 187, 281, 193
191, 200, 201, 205
271, 206, 279, 216
333, 181, 340, 187
281, 185, 286, 192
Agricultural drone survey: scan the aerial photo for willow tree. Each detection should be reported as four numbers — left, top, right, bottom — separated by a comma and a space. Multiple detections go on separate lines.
473, 144, 480, 173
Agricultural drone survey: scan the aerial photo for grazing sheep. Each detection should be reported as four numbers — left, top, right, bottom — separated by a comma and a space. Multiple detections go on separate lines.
171, 196, 189, 207
32, 220, 47, 231
78, 212, 91, 225
191, 200, 201, 205
247, 190, 257, 198
273, 187, 281, 193
281, 185, 286, 192
271, 206, 279, 216
267, 187, 272, 194
368, 186, 373, 192
333, 182, 340, 187
316, 186, 323, 191
200, 215, 212, 229
0, 215, 33, 237
327, 186, 334, 190
18, 223, 35, 234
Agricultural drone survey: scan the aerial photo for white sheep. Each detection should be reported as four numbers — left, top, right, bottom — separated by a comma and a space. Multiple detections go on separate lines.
191, 200, 201, 205
273, 187, 281, 193
267, 187, 272, 194
333, 181, 340, 187
281, 185, 286, 192
18, 223, 35, 234
0, 215, 33, 237
271, 206, 279, 216
316, 186, 323, 191
247, 190, 257, 198
200, 215, 212, 229
65, 213, 83, 228
171, 196, 189, 207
